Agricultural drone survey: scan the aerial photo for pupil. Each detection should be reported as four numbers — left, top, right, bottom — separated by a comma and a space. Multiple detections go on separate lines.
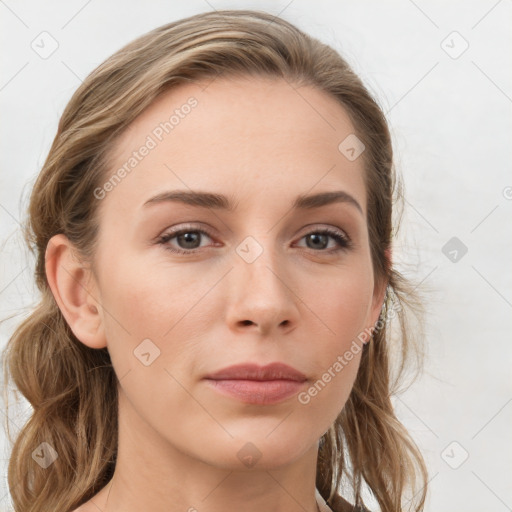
179, 232, 199, 249
308, 233, 327, 249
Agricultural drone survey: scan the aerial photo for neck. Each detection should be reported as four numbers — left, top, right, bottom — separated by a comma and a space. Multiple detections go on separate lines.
90, 388, 322, 512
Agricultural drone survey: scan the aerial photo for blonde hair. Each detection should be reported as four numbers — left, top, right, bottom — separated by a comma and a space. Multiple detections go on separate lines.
2, 9, 428, 512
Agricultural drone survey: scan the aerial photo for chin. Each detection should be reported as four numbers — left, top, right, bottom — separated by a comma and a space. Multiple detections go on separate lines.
202, 433, 315, 471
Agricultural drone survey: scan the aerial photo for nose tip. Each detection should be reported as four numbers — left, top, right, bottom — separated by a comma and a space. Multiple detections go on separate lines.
225, 256, 300, 336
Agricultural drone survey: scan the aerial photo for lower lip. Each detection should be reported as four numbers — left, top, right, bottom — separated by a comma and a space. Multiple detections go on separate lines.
204, 379, 306, 405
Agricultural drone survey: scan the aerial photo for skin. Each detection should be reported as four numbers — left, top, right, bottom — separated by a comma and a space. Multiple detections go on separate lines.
46, 75, 387, 512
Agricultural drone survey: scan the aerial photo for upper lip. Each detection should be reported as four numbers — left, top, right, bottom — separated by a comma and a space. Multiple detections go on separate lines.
205, 362, 307, 382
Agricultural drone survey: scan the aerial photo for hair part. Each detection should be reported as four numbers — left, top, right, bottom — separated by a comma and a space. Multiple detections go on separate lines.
2, 9, 428, 512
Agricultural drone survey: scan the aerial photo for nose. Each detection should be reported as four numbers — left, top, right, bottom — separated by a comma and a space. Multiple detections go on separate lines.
224, 240, 300, 337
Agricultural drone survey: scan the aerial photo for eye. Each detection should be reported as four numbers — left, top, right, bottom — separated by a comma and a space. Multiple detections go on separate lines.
156, 225, 215, 255
296, 227, 352, 253
156, 225, 352, 256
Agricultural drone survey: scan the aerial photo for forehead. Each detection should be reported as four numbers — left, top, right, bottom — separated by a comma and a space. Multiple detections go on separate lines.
101, 75, 367, 215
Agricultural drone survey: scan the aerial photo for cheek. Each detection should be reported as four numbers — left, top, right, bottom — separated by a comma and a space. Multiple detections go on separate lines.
301, 265, 372, 406
96, 258, 212, 428
98, 254, 222, 370
312, 264, 374, 340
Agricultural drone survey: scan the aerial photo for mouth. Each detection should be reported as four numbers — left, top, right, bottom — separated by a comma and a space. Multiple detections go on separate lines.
203, 362, 307, 405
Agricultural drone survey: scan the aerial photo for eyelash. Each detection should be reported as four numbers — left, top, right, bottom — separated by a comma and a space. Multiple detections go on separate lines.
156, 224, 352, 256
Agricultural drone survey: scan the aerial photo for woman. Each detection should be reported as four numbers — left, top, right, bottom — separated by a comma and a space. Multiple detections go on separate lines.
2, 9, 428, 512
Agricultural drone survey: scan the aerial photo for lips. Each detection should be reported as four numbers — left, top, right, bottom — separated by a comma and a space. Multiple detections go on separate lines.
204, 362, 307, 405
205, 362, 307, 382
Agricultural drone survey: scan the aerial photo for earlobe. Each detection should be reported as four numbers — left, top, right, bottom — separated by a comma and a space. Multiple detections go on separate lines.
45, 234, 107, 349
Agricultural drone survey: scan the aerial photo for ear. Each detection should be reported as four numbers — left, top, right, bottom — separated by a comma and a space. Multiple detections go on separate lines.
45, 234, 107, 349
369, 277, 388, 328
364, 247, 392, 342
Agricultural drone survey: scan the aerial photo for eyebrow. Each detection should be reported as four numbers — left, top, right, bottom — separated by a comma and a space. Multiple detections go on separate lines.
143, 189, 363, 215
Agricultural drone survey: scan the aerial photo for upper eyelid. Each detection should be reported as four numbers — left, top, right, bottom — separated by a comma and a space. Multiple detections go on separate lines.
160, 222, 348, 235
160, 224, 214, 239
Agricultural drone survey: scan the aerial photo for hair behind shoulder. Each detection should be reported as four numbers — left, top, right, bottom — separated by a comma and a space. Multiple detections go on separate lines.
2, 9, 428, 512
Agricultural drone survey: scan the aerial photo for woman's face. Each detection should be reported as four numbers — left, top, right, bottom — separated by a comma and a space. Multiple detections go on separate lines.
87, 76, 385, 469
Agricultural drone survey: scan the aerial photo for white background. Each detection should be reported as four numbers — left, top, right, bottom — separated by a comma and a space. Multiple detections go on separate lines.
1, 1, 511, 511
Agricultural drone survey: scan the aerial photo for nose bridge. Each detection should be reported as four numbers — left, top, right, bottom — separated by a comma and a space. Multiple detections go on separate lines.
236, 233, 285, 298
